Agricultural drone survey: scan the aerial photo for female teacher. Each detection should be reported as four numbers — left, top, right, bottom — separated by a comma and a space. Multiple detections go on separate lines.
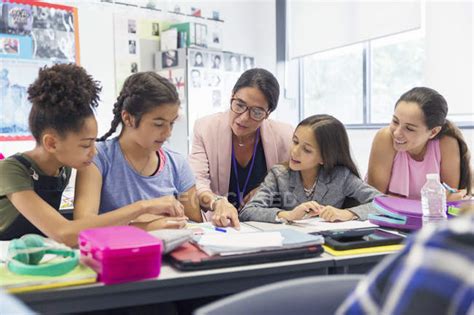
189, 68, 293, 228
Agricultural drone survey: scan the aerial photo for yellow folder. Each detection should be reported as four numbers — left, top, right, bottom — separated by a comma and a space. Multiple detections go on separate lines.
0, 263, 97, 293
323, 244, 404, 257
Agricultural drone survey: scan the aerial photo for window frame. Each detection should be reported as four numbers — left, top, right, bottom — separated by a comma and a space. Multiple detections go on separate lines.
298, 34, 474, 130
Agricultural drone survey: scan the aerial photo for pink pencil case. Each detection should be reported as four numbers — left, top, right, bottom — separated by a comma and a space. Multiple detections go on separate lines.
79, 226, 162, 284
369, 196, 467, 230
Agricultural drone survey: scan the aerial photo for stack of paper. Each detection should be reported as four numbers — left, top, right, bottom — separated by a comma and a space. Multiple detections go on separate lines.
195, 229, 324, 256
198, 232, 284, 255
148, 229, 193, 254
186, 222, 259, 235
292, 218, 378, 231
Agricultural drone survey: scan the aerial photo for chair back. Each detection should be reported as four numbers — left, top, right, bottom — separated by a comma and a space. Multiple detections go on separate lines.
195, 275, 363, 315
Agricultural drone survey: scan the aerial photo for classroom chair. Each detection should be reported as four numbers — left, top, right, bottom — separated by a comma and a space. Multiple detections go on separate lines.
0, 289, 35, 314
194, 275, 363, 315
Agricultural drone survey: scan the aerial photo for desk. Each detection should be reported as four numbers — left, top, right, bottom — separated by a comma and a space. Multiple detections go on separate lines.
331, 252, 393, 274
14, 221, 400, 313
16, 255, 334, 313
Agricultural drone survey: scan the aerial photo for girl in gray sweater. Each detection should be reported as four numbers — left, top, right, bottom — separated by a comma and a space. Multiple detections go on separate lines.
239, 114, 382, 223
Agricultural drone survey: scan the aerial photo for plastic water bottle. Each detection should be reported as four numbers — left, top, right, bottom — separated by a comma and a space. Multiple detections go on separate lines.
421, 173, 447, 227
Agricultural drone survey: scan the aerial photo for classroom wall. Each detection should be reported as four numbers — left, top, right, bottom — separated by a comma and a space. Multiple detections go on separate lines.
424, 1, 473, 121
0, 0, 277, 157
1, 1, 472, 180
349, 1, 474, 176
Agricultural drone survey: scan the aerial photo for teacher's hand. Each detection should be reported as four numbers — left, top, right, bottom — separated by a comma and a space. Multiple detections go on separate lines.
212, 199, 241, 229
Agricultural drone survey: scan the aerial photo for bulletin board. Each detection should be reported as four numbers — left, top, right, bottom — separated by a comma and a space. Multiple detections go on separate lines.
113, 14, 161, 95
0, 0, 79, 141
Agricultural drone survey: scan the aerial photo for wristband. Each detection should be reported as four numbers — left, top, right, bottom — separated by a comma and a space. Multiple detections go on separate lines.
209, 195, 225, 212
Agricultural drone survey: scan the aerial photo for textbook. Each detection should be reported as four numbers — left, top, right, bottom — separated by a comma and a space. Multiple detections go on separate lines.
0, 263, 97, 293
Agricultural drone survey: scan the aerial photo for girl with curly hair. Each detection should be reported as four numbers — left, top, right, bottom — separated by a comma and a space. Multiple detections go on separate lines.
0, 64, 183, 246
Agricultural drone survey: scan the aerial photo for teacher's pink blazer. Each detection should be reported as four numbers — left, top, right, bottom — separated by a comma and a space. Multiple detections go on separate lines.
189, 110, 294, 198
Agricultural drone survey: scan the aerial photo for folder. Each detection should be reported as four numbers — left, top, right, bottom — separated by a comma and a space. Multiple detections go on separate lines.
0, 263, 97, 293
323, 244, 404, 257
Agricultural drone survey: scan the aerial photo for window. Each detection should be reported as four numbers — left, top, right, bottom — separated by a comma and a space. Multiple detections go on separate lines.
303, 44, 364, 124
301, 31, 425, 126
370, 32, 425, 123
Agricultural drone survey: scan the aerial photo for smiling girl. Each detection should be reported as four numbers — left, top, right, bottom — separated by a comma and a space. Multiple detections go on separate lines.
367, 87, 471, 200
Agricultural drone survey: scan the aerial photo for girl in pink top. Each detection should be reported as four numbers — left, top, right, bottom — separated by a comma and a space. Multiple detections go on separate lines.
367, 87, 471, 200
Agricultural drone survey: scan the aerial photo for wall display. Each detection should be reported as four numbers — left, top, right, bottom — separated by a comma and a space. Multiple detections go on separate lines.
242, 55, 254, 71
0, 0, 79, 141
158, 67, 186, 103
186, 49, 255, 153
113, 15, 161, 95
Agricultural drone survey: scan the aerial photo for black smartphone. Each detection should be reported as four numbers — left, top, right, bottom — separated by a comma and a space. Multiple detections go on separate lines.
322, 228, 405, 250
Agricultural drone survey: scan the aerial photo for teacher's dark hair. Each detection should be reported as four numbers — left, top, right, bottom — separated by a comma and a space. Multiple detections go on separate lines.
232, 68, 280, 112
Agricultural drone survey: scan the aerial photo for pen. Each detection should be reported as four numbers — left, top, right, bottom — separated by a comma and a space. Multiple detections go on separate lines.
442, 182, 458, 193
214, 227, 227, 233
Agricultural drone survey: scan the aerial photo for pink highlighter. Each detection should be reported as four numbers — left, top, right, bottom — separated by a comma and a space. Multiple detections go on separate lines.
79, 226, 162, 284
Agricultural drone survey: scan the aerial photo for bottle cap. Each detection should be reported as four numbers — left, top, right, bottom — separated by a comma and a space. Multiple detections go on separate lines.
426, 173, 440, 180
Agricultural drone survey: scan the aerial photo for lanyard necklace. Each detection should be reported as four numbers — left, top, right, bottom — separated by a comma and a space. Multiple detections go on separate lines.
231, 128, 260, 205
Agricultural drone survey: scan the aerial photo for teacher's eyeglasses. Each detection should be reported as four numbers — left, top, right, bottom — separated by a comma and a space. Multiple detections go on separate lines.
230, 98, 269, 121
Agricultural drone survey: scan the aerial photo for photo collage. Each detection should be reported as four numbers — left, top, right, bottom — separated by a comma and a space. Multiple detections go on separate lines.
0, 1, 78, 141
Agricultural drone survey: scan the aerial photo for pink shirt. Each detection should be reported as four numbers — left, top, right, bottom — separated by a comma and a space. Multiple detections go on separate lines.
388, 139, 441, 199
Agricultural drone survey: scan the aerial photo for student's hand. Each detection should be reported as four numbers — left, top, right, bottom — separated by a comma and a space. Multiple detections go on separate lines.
130, 215, 187, 231
141, 196, 185, 217
144, 216, 187, 230
447, 189, 467, 202
285, 201, 322, 221
212, 199, 241, 229
319, 206, 357, 222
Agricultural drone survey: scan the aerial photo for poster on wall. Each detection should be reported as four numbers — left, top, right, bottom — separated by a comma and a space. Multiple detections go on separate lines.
158, 67, 186, 103
0, 0, 79, 141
